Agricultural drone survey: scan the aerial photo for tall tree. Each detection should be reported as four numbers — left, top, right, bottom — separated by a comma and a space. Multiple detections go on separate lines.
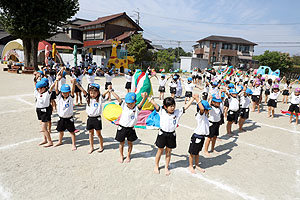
127, 33, 147, 65
0, 0, 79, 70
155, 49, 175, 71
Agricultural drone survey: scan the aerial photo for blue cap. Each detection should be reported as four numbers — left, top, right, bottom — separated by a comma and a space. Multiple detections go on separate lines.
221, 92, 225, 98
36, 80, 48, 89
37, 70, 44, 75
173, 75, 178, 79
61, 84, 71, 93
88, 69, 93, 74
229, 88, 238, 94
201, 100, 211, 110
109, 69, 113, 73
188, 77, 192, 81
213, 81, 218, 86
228, 83, 234, 88
41, 78, 49, 85
246, 88, 253, 94
161, 75, 165, 78
128, 69, 131, 72
125, 92, 136, 103
76, 78, 80, 83
239, 85, 244, 90
90, 83, 100, 89
212, 94, 222, 102
62, 71, 67, 77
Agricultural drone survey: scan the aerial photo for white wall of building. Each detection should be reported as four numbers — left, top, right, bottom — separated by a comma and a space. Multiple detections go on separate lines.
180, 57, 209, 71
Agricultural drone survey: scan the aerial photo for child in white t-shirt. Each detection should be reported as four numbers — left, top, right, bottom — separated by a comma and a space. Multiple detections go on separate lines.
267, 84, 280, 118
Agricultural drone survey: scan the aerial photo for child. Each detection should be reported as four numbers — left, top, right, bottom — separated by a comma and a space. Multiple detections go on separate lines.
158, 75, 169, 100
188, 94, 210, 174
225, 88, 240, 136
252, 81, 262, 113
168, 75, 178, 98
204, 94, 222, 157
264, 79, 272, 103
84, 68, 96, 86
57, 70, 67, 92
75, 82, 110, 154
54, 77, 77, 150
288, 88, 300, 124
34, 79, 56, 147
149, 96, 194, 175
192, 68, 197, 84
267, 84, 280, 118
183, 77, 201, 104
110, 91, 148, 163
124, 69, 133, 93
238, 88, 252, 132
72, 68, 84, 105
48, 69, 57, 111
104, 70, 115, 101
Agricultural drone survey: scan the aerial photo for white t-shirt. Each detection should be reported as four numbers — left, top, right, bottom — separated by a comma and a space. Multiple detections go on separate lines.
203, 85, 209, 93
252, 86, 261, 95
185, 82, 195, 92
125, 74, 132, 82
119, 102, 141, 127
48, 76, 56, 91
159, 79, 167, 87
240, 96, 251, 108
104, 73, 114, 82
72, 74, 84, 85
210, 86, 219, 95
58, 77, 66, 91
194, 112, 209, 136
159, 107, 184, 132
290, 93, 300, 104
228, 97, 239, 111
169, 81, 177, 88
269, 92, 280, 100
192, 71, 197, 76
208, 106, 221, 122
85, 74, 96, 84
86, 96, 104, 117
265, 82, 271, 90
57, 94, 74, 118
34, 90, 51, 108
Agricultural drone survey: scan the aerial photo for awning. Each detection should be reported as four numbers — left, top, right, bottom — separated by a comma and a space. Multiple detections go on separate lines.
238, 55, 252, 60
57, 45, 73, 50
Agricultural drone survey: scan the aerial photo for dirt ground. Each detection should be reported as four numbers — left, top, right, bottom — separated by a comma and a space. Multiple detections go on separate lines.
0, 64, 299, 200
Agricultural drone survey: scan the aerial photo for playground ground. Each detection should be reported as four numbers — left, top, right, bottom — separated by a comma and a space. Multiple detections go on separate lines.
0, 64, 299, 200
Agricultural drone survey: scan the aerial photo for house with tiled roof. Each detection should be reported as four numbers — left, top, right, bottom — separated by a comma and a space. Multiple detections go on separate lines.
193, 35, 257, 66
79, 12, 146, 63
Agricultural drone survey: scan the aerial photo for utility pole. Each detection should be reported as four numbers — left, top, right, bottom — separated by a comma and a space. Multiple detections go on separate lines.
133, 9, 140, 25
177, 41, 181, 62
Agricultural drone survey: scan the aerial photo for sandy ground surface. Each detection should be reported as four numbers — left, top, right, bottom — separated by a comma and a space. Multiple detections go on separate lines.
0, 64, 299, 200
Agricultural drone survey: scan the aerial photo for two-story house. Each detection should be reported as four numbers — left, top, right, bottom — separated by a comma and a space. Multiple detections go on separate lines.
193, 35, 257, 66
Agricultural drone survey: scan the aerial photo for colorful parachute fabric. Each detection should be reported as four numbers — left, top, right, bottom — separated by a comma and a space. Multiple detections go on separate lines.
103, 70, 160, 129
224, 66, 234, 79
281, 110, 300, 117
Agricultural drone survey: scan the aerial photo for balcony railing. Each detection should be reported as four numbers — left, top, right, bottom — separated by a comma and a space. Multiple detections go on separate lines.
220, 49, 237, 56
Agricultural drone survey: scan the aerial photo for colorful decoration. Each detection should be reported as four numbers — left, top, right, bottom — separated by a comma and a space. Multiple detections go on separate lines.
52, 43, 57, 62
73, 45, 77, 67
257, 66, 280, 80
281, 110, 300, 117
45, 45, 50, 65
224, 66, 234, 79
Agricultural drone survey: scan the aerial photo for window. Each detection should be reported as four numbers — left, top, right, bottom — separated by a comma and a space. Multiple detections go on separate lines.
222, 43, 232, 50
94, 30, 104, 40
239, 45, 250, 52
212, 42, 216, 48
86, 31, 95, 40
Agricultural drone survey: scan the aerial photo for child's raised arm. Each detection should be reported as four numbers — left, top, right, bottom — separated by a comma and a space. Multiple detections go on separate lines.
184, 96, 195, 110
149, 97, 160, 111
49, 79, 57, 93
110, 89, 122, 104
70, 78, 76, 97
137, 92, 148, 109
102, 86, 111, 98
75, 81, 87, 96
193, 94, 204, 114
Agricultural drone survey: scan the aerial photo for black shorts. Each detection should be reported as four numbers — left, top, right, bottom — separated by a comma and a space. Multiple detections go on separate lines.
202, 92, 208, 100
192, 75, 196, 80
75, 85, 81, 93
282, 90, 289, 96
188, 134, 205, 155
155, 129, 176, 149
267, 99, 277, 108
105, 82, 112, 90
125, 82, 131, 89
227, 110, 239, 123
240, 108, 250, 119
170, 87, 176, 94
185, 91, 192, 98
208, 121, 220, 138
244, 81, 249, 85
86, 116, 102, 130
251, 95, 260, 103
288, 104, 300, 114
196, 75, 202, 80
265, 89, 270, 96
115, 126, 137, 142
36, 107, 52, 122
158, 86, 165, 92
50, 91, 56, 100
224, 98, 229, 107
56, 117, 75, 132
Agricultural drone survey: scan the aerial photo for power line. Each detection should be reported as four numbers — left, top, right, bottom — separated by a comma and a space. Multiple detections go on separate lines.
140, 11, 300, 26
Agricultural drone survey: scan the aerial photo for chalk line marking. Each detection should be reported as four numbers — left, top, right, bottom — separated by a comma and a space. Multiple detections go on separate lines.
16, 98, 35, 107
0, 108, 33, 115
255, 121, 300, 135
0, 93, 32, 100
179, 123, 297, 159
0, 183, 11, 200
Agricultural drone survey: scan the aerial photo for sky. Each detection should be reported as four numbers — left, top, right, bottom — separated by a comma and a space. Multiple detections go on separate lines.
75, 0, 300, 56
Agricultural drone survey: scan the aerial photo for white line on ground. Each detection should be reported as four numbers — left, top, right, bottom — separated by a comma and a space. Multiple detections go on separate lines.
0, 183, 11, 200
179, 123, 297, 159
0, 93, 32, 100
0, 108, 33, 115
16, 97, 35, 107
255, 122, 300, 135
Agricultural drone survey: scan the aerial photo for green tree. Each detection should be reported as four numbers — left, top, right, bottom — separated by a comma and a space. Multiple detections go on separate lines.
254, 50, 293, 72
155, 49, 175, 71
127, 33, 148, 66
0, 0, 79, 70
292, 54, 300, 66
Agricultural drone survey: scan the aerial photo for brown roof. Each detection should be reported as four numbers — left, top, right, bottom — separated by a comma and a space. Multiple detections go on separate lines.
79, 12, 143, 31
46, 32, 83, 45
197, 35, 257, 45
